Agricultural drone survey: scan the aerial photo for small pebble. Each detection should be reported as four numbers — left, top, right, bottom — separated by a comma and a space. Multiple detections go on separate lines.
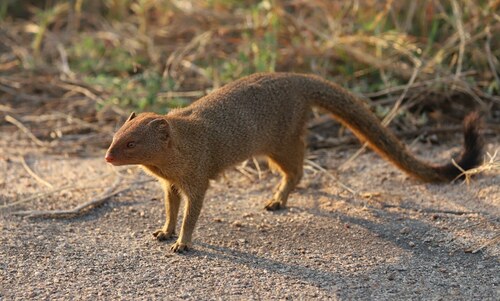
232, 221, 243, 227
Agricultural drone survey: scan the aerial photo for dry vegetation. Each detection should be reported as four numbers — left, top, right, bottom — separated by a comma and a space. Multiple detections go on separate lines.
1, 1, 499, 107
0, 0, 499, 192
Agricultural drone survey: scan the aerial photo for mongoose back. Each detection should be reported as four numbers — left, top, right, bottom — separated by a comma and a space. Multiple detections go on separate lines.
105, 73, 484, 252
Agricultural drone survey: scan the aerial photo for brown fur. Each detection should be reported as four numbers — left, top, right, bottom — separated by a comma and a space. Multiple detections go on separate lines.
105, 73, 484, 252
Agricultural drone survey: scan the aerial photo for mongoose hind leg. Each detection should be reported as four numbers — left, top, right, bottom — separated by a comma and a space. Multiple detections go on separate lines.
153, 182, 182, 241
265, 140, 305, 211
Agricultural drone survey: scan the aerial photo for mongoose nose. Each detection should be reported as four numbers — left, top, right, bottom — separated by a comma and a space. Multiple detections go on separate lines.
105, 154, 114, 163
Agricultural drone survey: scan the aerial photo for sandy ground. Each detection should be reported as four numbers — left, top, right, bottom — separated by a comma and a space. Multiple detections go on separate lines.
0, 130, 499, 300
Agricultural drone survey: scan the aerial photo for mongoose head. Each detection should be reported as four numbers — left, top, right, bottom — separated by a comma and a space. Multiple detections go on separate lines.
105, 112, 171, 166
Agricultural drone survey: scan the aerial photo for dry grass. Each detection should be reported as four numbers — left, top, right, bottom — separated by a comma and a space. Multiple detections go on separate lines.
1, 1, 498, 106
453, 150, 500, 184
0, 1, 498, 161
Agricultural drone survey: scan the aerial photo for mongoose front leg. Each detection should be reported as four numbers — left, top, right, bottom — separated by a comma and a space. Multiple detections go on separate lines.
170, 181, 208, 252
153, 182, 181, 241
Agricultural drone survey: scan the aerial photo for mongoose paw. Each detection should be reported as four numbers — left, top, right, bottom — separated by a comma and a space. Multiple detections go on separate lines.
170, 241, 190, 253
152, 229, 174, 241
264, 200, 286, 211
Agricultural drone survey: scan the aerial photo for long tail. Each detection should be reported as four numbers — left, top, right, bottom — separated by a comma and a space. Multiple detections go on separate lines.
299, 74, 485, 182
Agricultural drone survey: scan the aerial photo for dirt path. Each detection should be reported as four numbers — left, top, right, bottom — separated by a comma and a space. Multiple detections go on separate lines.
1, 133, 498, 300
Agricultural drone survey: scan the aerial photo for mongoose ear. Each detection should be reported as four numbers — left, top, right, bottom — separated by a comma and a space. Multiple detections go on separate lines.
148, 118, 170, 138
126, 112, 136, 122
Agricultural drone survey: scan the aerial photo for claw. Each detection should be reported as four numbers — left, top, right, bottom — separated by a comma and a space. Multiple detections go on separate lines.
152, 229, 174, 241
264, 200, 285, 211
170, 241, 190, 253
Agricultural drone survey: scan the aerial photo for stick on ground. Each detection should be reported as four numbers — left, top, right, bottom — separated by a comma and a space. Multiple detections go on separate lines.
12, 178, 153, 218
5, 115, 49, 148
19, 156, 53, 189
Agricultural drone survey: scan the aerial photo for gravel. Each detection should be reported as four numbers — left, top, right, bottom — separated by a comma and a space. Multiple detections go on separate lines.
1, 140, 499, 300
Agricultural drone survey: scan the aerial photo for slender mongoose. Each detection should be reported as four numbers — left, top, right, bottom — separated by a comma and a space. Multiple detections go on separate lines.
105, 73, 484, 252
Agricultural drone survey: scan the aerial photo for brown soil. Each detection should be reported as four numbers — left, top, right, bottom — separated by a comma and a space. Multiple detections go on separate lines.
0, 111, 499, 300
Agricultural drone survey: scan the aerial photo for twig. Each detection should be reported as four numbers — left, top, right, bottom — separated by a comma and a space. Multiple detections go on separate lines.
19, 156, 53, 189
19, 112, 113, 135
451, 0, 466, 81
451, 79, 486, 107
5, 115, 49, 148
284, 12, 416, 79
55, 82, 106, 105
164, 31, 212, 80
382, 61, 421, 126
57, 43, 74, 78
304, 159, 357, 195
235, 165, 257, 182
0, 171, 116, 209
180, 60, 212, 84
157, 90, 206, 99
451, 158, 468, 184
0, 82, 50, 103
464, 234, 500, 254
252, 157, 263, 180
452, 150, 500, 184
0, 104, 16, 113
403, 0, 417, 32
1, 184, 93, 209
364, 71, 475, 98
12, 177, 123, 218
380, 203, 480, 216
0, 76, 22, 89
54, 111, 113, 134
12, 178, 153, 218
484, 26, 500, 89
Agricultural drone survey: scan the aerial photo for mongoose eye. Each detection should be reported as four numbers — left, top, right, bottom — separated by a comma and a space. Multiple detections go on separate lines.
127, 142, 135, 148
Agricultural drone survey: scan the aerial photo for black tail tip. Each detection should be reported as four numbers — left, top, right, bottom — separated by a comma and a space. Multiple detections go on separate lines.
462, 112, 485, 167
438, 112, 485, 181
